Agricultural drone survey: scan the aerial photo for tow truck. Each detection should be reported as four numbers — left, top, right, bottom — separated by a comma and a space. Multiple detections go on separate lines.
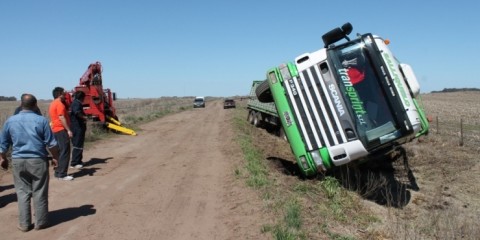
70, 61, 136, 136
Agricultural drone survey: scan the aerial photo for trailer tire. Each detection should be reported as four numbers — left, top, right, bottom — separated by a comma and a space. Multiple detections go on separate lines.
247, 111, 255, 125
253, 112, 262, 127
256, 80, 273, 103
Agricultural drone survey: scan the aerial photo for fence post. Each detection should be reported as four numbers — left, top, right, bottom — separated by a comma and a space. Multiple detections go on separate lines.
436, 116, 439, 134
459, 118, 464, 146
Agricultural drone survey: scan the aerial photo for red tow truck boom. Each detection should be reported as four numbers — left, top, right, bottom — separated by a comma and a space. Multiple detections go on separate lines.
72, 61, 136, 136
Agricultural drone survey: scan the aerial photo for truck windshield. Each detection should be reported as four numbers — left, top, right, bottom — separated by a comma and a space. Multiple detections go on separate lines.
329, 38, 400, 149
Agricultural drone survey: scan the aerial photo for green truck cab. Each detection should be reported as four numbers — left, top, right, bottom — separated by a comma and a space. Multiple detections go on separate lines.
257, 23, 429, 176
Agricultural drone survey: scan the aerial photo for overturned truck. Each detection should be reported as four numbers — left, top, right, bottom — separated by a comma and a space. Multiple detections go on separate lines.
256, 23, 429, 177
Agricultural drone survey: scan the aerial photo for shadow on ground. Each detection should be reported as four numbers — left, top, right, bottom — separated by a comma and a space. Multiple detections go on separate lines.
48, 204, 96, 227
71, 157, 113, 178
84, 157, 113, 167
267, 156, 306, 179
0, 183, 14, 192
267, 147, 419, 208
0, 184, 16, 208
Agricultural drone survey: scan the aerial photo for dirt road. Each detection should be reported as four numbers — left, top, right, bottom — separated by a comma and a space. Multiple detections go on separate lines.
0, 100, 270, 240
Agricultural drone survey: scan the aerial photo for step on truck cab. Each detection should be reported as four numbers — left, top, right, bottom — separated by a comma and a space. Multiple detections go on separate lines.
258, 23, 429, 176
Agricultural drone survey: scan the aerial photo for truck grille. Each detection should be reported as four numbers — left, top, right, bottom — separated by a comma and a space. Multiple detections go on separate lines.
284, 65, 347, 151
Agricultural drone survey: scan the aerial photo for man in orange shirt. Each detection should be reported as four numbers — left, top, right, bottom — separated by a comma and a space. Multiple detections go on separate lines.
49, 87, 74, 181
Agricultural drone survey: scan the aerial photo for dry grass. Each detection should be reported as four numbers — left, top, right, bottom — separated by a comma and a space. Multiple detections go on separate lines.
0, 100, 50, 125
113, 97, 194, 126
421, 91, 480, 148
0, 97, 195, 175
0, 97, 194, 128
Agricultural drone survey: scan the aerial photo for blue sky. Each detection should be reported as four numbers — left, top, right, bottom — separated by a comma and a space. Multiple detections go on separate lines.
1, 0, 479, 100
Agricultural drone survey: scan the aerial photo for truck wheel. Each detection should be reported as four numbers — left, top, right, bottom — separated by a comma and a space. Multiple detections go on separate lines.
247, 111, 255, 125
256, 80, 273, 103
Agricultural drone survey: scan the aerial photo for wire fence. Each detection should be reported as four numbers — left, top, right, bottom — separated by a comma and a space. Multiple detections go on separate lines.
2, 103, 479, 148
427, 116, 480, 147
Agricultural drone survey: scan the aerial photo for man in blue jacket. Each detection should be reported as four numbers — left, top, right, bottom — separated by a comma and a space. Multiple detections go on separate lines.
0, 93, 59, 232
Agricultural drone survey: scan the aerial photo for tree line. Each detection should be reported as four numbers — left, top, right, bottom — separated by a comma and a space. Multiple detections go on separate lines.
431, 88, 480, 93
0, 96, 17, 101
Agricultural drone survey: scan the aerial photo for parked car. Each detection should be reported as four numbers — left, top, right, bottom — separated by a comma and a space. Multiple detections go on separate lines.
223, 99, 236, 109
193, 96, 205, 108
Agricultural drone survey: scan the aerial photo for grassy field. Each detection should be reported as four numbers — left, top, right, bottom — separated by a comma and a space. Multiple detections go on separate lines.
0, 97, 194, 137
0, 100, 50, 124
421, 91, 480, 147
0, 97, 196, 162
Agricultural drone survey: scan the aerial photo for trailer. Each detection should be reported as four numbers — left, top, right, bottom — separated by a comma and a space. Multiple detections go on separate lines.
247, 81, 286, 140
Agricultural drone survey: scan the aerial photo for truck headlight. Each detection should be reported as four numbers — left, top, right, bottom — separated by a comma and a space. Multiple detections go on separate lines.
279, 64, 291, 81
299, 156, 309, 170
269, 72, 277, 84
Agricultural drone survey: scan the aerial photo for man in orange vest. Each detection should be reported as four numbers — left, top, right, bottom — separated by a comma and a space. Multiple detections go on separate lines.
49, 87, 74, 181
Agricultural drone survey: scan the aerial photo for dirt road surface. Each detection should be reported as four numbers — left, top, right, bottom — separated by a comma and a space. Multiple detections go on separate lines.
0, 100, 270, 240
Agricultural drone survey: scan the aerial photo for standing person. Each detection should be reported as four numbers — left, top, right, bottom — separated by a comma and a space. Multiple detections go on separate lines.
13, 93, 42, 115
0, 94, 59, 232
49, 87, 74, 181
69, 91, 87, 168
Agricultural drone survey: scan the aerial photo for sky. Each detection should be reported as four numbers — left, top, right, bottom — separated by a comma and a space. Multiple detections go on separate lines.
1, 0, 479, 100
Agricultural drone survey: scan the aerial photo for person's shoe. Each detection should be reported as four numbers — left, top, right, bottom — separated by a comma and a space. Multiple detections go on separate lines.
17, 224, 33, 232
57, 176, 74, 181
70, 164, 83, 169
35, 223, 50, 230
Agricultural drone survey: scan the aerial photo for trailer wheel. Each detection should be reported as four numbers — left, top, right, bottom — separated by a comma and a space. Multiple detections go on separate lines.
247, 111, 255, 125
256, 80, 273, 103
253, 112, 262, 127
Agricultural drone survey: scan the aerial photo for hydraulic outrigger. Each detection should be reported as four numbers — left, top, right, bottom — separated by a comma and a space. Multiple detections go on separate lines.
105, 116, 137, 136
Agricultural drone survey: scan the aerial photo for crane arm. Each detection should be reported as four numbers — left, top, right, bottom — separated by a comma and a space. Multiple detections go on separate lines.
79, 61, 103, 86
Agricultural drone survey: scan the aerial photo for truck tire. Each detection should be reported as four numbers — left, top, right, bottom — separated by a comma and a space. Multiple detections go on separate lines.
253, 112, 262, 127
247, 110, 255, 125
256, 80, 273, 103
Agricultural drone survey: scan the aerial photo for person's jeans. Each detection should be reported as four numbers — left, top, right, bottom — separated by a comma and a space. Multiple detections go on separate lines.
71, 127, 86, 166
12, 158, 50, 227
54, 130, 71, 178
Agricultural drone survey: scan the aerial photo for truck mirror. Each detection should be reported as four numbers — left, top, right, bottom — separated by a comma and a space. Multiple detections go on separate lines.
341, 22, 353, 35
322, 22, 353, 47
322, 27, 344, 47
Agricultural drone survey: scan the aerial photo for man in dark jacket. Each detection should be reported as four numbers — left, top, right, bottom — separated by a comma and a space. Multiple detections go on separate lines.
69, 91, 87, 168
